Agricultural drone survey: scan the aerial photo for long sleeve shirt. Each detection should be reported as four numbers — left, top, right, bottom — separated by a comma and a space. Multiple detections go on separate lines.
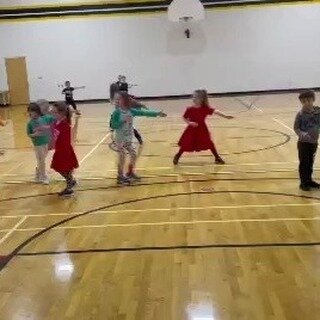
294, 106, 320, 144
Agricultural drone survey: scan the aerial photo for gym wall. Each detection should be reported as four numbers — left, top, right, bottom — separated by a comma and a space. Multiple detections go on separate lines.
0, 2, 319, 101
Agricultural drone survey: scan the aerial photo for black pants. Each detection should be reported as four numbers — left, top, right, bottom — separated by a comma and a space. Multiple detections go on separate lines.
66, 99, 77, 111
298, 141, 318, 185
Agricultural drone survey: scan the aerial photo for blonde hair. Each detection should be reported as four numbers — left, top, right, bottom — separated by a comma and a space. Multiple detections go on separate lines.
53, 101, 72, 123
36, 99, 51, 115
194, 89, 209, 107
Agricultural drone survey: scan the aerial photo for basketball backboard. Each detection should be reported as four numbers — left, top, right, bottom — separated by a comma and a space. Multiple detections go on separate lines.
168, 0, 205, 23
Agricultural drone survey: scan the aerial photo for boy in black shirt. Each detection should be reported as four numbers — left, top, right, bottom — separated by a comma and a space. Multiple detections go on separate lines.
62, 81, 85, 115
294, 90, 320, 191
109, 75, 136, 102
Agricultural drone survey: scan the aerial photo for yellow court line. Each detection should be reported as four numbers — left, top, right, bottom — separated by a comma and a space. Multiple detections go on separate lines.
1, 216, 319, 233
0, 216, 27, 245
1, 202, 320, 219
0, 162, 23, 180
2, 160, 302, 175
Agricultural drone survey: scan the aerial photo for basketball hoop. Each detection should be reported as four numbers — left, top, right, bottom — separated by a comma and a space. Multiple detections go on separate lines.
168, 0, 205, 38
179, 16, 194, 38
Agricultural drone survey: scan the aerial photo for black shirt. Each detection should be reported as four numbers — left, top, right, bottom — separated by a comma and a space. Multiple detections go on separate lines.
110, 81, 129, 100
116, 81, 128, 92
62, 87, 74, 100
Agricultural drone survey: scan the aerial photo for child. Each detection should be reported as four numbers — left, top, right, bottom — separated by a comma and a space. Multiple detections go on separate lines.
294, 90, 320, 191
51, 102, 79, 197
173, 90, 234, 165
36, 99, 56, 150
62, 81, 85, 116
109, 95, 147, 151
27, 103, 51, 184
110, 75, 137, 102
110, 91, 166, 185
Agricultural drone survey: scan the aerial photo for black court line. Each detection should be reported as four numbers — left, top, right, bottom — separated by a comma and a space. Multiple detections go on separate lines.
1, 190, 320, 272
0, 176, 306, 203
149, 125, 291, 155
16, 241, 320, 257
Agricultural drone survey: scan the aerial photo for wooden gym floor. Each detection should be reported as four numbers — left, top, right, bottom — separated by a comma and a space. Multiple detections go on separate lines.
0, 93, 319, 319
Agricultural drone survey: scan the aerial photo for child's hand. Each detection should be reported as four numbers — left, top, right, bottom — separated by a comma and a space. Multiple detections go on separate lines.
0, 119, 7, 126
30, 131, 41, 137
158, 111, 167, 117
300, 132, 310, 139
36, 125, 47, 132
189, 122, 198, 127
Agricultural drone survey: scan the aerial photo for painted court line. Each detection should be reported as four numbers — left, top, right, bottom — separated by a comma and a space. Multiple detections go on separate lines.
79, 132, 110, 165
1, 161, 300, 177
249, 100, 296, 134
272, 118, 295, 134
1, 202, 320, 219
0, 162, 24, 181
0, 216, 319, 233
0, 216, 27, 245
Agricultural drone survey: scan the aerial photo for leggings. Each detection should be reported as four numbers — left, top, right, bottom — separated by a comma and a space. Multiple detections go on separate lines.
59, 171, 75, 190
117, 141, 137, 177
110, 126, 143, 145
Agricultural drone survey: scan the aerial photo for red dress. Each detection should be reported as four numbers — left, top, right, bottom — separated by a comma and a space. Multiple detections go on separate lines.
51, 120, 79, 173
178, 106, 215, 152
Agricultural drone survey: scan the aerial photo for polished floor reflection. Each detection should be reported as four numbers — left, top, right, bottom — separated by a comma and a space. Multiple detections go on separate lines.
0, 94, 319, 319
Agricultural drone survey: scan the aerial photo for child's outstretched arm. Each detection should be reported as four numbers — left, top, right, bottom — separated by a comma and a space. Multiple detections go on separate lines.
74, 86, 86, 90
131, 109, 166, 118
214, 109, 234, 119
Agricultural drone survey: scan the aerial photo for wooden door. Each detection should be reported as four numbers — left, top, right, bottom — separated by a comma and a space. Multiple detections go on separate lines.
5, 57, 30, 106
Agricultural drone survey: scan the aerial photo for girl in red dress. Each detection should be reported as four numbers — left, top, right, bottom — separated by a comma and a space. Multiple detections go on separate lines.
174, 90, 234, 165
51, 102, 79, 197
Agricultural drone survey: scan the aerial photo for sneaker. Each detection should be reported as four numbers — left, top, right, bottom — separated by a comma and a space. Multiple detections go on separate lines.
69, 179, 78, 189
127, 173, 141, 181
300, 184, 311, 192
173, 154, 180, 165
215, 158, 225, 165
117, 176, 131, 185
75, 110, 81, 116
58, 188, 75, 197
309, 181, 320, 189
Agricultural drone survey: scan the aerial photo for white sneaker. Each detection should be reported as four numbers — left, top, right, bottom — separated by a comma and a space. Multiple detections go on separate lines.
41, 178, 50, 185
